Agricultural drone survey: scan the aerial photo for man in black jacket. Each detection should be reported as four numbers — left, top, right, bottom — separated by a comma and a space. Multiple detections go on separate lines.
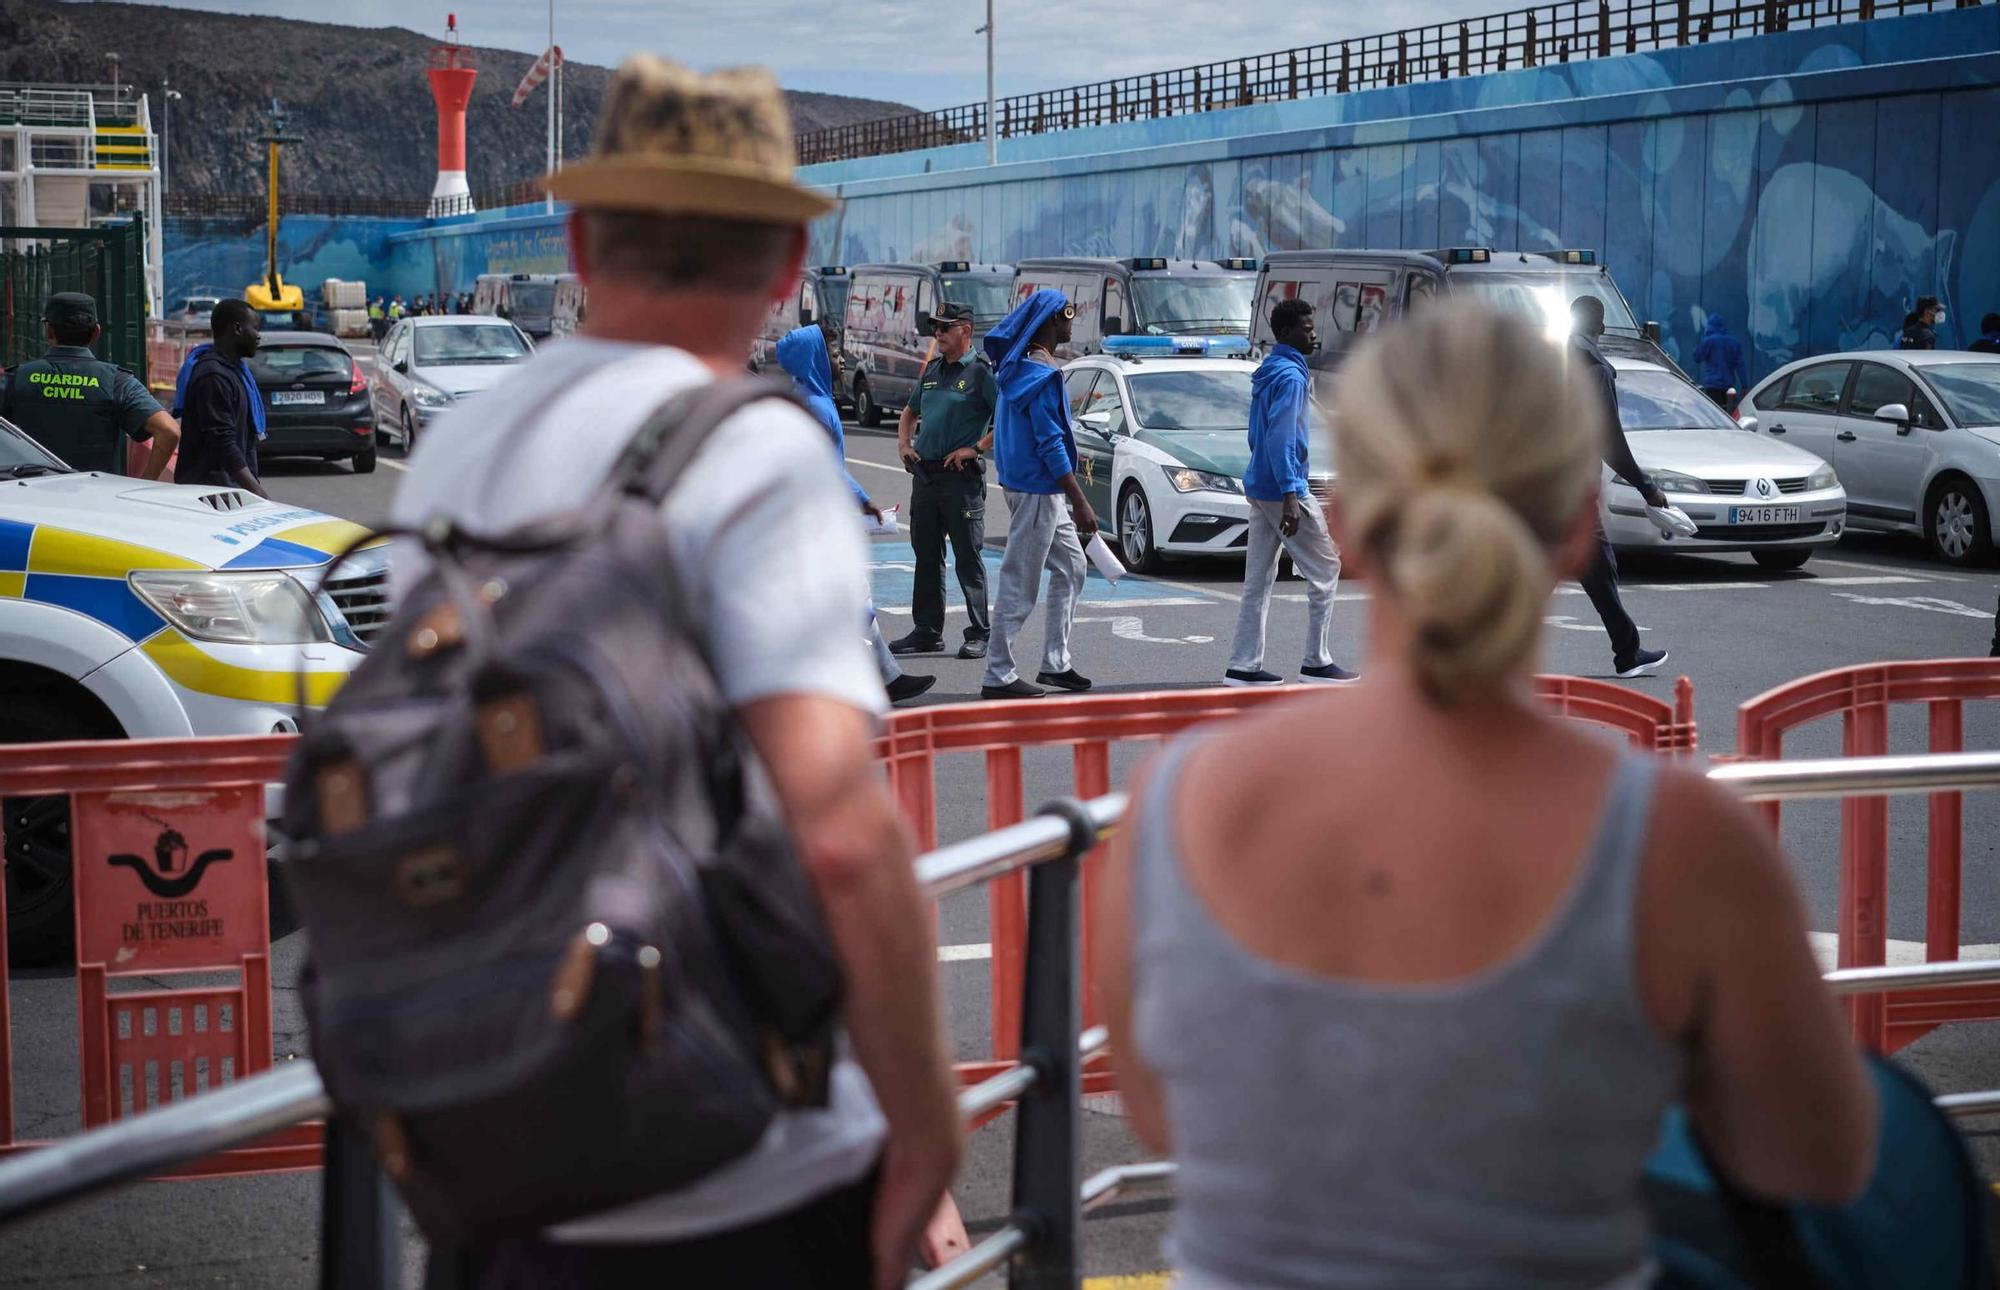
1571, 296, 1669, 678
175, 299, 268, 496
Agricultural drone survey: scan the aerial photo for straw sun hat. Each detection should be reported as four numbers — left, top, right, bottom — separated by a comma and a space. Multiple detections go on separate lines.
544, 54, 836, 224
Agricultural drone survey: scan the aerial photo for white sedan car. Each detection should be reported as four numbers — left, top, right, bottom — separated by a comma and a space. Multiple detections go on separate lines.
1060, 346, 1258, 572
371, 315, 536, 453
1605, 357, 1846, 571
1740, 350, 2000, 565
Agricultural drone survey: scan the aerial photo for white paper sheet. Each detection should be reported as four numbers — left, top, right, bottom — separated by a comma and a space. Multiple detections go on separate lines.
1085, 532, 1125, 584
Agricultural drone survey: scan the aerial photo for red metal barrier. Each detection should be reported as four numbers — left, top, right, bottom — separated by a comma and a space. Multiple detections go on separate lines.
0, 736, 319, 1175
1737, 658, 2000, 1052
878, 676, 1696, 1084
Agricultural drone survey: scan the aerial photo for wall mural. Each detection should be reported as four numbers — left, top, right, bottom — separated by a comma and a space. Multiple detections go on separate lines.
810, 82, 1998, 382
163, 214, 421, 306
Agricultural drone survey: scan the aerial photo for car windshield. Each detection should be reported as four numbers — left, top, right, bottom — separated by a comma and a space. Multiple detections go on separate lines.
1918, 363, 2000, 427
820, 277, 851, 323
1616, 369, 1740, 431
256, 310, 303, 332
1128, 369, 1255, 431
1454, 271, 1639, 341
942, 276, 1013, 328
508, 282, 554, 316
1131, 277, 1256, 336
414, 323, 531, 366
0, 416, 71, 474
250, 345, 352, 384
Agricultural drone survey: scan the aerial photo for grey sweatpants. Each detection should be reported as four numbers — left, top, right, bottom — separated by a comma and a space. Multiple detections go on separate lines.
984, 489, 1087, 687
1229, 497, 1342, 672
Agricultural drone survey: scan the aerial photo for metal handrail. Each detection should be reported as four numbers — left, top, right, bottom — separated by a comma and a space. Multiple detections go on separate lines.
1708, 750, 2000, 800
9, 749, 2000, 1260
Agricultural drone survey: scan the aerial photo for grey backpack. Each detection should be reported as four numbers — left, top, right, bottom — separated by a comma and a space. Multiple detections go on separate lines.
282, 379, 845, 1244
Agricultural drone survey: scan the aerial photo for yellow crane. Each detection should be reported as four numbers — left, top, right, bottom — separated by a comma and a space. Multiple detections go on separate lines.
243, 99, 304, 317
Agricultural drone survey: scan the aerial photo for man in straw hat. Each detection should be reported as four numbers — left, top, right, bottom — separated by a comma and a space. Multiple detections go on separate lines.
392, 56, 960, 1287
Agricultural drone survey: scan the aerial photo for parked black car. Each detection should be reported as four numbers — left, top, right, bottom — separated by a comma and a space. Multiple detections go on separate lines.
247, 332, 377, 473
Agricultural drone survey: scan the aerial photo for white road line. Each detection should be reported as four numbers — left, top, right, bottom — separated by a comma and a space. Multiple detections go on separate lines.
1813, 556, 1960, 581
875, 598, 1207, 614
1806, 575, 1927, 586
845, 455, 1006, 498
379, 457, 409, 473
938, 943, 993, 962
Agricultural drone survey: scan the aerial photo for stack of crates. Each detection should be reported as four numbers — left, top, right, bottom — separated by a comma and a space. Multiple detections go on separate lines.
322, 278, 369, 339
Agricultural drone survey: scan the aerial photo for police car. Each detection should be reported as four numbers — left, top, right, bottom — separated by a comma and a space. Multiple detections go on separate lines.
1063, 336, 1332, 572
0, 413, 379, 961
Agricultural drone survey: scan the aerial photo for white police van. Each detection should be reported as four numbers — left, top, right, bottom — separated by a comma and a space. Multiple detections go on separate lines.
0, 413, 378, 962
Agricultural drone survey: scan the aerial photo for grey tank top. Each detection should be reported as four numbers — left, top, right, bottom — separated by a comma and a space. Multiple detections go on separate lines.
1132, 737, 1683, 1290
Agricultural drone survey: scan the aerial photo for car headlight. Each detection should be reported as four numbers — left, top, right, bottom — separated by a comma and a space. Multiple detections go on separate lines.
410, 384, 453, 410
1163, 465, 1242, 494
130, 570, 332, 644
1649, 469, 1710, 495
1807, 463, 1838, 491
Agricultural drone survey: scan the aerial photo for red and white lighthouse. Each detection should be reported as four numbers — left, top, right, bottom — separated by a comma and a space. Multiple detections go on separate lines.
427, 14, 477, 215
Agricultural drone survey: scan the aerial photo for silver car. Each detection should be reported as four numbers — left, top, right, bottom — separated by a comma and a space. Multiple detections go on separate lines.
372, 315, 535, 453
1741, 350, 2000, 566
1604, 357, 1846, 571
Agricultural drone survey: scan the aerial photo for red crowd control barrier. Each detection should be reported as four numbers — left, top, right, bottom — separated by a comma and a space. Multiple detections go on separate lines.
1737, 658, 2000, 1053
877, 676, 1696, 1087
0, 736, 318, 1176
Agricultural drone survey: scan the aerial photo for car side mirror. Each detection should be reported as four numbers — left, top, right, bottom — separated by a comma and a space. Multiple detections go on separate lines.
1642, 320, 1663, 344
393, 360, 409, 374
1873, 402, 1912, 432
1079, 410, 1112, 430
1736, 414, 1759, 433
915, 315, 934, 338
1102, 315, 1124, 338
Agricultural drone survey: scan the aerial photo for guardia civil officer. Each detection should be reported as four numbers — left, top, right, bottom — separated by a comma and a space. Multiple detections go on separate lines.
0, 293, 179, 478
892, 301, 998, 660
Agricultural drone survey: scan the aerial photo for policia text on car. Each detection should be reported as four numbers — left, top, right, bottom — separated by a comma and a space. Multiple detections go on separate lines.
0, 292, 180, 479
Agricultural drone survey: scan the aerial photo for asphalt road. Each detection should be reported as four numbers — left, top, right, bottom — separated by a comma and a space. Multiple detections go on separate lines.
7, 404, 2000, 1286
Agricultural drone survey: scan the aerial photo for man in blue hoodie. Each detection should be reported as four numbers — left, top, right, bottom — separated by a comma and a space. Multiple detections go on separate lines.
1227, 299, 1355, 686
776, 322, 935, 704
980, 290, 1095, 700
1691, 312, 1748, 407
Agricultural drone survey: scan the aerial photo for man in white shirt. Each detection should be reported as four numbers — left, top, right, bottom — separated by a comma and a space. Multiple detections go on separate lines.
393, 56, 959, 1289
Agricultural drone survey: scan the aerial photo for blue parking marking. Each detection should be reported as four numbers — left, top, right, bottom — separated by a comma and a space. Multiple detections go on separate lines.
865, 538, 1217, 609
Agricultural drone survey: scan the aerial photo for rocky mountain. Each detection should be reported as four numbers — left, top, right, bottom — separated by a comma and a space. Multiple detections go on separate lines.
0, 0, 914, 201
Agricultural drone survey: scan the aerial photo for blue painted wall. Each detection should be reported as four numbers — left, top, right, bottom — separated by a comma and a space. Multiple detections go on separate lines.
800, 7, 2000, 379
162, 8, 2000, 381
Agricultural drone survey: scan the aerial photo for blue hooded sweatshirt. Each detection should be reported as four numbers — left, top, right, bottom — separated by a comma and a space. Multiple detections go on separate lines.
775, 323, 869, 508
1242, 343, 1311, 502
1691, 313, 1747, 393
171, 343, 266, 440
983, 290, 1077, 495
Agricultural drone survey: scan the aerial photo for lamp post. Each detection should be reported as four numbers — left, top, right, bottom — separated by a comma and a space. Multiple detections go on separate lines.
162, 83, 182, 195
545, 0, 556, 214
976, 0, 996, 165
106, 53, 121, 99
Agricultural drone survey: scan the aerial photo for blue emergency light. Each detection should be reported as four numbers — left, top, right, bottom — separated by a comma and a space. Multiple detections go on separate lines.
1102, 335, 1253, 359
937, 261, 972, 273
1215, 258, 1258, 271
1128, 257, 1169, 271
1555, 250, 1597, 265
1445, 247, 1491, 264
820, 265, 848, 275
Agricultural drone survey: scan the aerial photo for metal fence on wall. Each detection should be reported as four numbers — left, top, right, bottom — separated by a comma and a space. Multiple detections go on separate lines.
0, 220, 149, 377
164, 178, 546, 223
796, 0, 1979, 165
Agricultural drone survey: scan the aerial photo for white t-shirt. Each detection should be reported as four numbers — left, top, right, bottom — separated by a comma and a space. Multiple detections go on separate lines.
390, 337, 888, 1242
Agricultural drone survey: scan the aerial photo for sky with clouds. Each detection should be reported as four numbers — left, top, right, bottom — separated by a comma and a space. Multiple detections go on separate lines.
135, 0, 1478, 108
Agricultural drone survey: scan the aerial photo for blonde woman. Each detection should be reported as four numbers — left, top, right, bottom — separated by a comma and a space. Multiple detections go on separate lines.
1094, 305, 1875, 1289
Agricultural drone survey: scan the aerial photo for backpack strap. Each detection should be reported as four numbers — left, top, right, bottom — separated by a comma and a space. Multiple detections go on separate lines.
610, 375, 802, 506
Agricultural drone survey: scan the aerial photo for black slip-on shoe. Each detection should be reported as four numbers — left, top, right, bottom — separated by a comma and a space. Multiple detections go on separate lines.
888, 632, 945, 656
1036, 669, 1093, 692
1224, 668, 1286, 687
1298, 663, 1361, 685
886, 673, 938, 704
980, 678, 1046, 700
